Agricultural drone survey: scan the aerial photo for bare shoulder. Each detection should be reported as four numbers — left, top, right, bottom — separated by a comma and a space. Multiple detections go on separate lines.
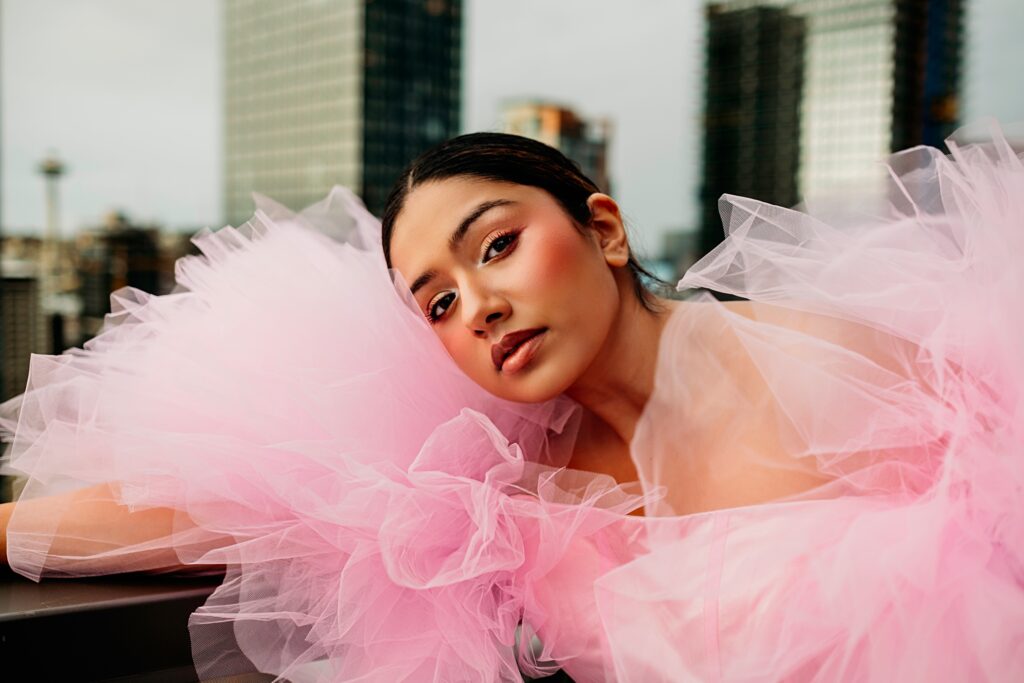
718, 299, 923, 378
641, 299, 935, 515
639, 299, 841, 514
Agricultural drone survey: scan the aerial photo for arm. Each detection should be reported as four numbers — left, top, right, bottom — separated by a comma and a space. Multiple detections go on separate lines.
1, 481, 228, 577
0, 498, 12, 567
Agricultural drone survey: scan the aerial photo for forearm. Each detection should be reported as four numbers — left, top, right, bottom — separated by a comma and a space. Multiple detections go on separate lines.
0, 498, 13, 568
2, 481, 228, 576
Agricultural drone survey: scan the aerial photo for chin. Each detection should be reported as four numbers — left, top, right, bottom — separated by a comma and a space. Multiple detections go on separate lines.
483, 363, 579, 405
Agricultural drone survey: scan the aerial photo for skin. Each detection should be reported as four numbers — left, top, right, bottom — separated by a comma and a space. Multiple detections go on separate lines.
0, 176, 908, 579
0, 177, 866, 574
0, 177, 669, 574
0, 177, 669, 575
388, 177, 681, 483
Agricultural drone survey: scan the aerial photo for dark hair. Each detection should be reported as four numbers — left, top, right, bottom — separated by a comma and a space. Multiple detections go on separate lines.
380, 132, 669, 312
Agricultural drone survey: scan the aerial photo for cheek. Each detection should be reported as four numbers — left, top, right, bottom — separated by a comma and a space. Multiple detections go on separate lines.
439, 326, 498, 389
515, 228, 590, 301
440, 328, 478, 370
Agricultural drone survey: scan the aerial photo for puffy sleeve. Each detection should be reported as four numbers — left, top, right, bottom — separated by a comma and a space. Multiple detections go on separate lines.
0, 187, 643, 682
599, 120, 1024, 681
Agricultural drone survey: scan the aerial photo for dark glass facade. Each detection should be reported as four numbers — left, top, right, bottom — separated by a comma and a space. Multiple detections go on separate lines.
697, 0, 964, 259
361, 0, 462, 215
699, 4, 805, 257
893, 0, 964, 150
77, 225, 161, 320
223, 0, 462, 224
1, 276, 42, 403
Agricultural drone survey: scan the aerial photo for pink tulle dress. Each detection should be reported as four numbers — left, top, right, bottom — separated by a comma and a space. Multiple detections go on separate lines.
2, 120, 1023, 682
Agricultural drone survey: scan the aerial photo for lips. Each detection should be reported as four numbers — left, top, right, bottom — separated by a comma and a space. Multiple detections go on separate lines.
491, 328, 547, 371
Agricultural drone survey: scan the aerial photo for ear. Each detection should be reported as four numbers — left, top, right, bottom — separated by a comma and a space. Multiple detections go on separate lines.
585, 193, 630, 268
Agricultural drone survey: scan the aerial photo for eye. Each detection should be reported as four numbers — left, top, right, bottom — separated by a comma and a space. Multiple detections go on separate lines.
481, 230, 519, 263
427, 291, 456, 323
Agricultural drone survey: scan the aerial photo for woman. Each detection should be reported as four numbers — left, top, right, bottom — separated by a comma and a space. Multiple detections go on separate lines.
2, 123, 1023, 682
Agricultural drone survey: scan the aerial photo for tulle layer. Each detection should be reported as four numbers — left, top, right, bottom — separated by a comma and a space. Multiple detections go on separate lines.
0, 188, 648, 682
598, 119, 1024, 681
2, 121, 1023, 682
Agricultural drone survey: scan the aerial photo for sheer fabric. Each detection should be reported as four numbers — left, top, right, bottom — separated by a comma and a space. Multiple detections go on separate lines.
2, 122, 1023, 681
596, 120, 1024, 681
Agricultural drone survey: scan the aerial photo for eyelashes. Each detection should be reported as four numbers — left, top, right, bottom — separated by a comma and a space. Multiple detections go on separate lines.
426, 291, 456, 322
425, 229, 522, 323
481, 229, 518, 263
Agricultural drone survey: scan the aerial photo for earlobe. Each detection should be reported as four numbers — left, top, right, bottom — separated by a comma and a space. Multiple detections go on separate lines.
586, 193, 630, 268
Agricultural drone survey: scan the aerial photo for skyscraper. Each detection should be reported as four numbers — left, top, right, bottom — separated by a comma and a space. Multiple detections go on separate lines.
1, 267, 46, 404
698, 0, 963, 255
795, 0, 963, 199
223, 0, 462, 225
699, 4, 805, 257
500, 100, 613, 193
77, 213, 162, 342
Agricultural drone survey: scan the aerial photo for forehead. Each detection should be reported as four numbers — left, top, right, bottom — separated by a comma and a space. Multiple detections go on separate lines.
389, 177, 558, 277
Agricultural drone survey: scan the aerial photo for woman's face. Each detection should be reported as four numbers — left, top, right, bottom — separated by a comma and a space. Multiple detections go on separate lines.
388, 177, 628, 403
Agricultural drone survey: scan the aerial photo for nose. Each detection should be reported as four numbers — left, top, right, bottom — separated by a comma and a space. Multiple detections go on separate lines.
459, 280, 509, 338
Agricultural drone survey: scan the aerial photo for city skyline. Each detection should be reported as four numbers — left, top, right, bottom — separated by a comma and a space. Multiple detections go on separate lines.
2, 0, 1023, 255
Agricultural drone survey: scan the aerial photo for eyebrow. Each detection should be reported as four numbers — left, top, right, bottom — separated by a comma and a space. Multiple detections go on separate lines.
408, 198, 517, 296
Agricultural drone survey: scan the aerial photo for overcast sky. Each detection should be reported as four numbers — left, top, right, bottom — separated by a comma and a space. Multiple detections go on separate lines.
3, 0, 1023, 253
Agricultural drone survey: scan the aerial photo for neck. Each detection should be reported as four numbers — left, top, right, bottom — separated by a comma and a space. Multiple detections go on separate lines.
566, 283, 680, 446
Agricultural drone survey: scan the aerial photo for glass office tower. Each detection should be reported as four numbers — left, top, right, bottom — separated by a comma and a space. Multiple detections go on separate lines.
223, 0, 462, 225
699, 0, 963, 255
700, 3, 806, 257
794, 0, 963, 199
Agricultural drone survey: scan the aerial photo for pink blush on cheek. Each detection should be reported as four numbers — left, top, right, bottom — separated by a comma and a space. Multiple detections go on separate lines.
439, 328, 494, 384
515, 224, 587, 294
441, 329, 477, 365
